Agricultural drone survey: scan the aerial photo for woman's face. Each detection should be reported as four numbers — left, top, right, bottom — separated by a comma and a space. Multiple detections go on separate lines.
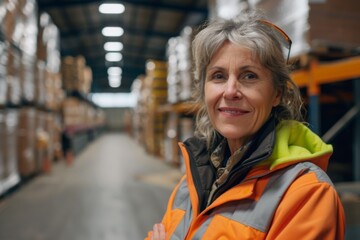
205, 41, 281, 151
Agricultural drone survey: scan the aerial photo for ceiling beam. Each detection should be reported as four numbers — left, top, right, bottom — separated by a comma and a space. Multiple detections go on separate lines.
91, 65, 145, 75
61, 41, 166, 55
59, 23, 177, 39
91, 80, 134, 93
91, 74, 138, 91
84, 52, 163, 66
38, 0, 208, 14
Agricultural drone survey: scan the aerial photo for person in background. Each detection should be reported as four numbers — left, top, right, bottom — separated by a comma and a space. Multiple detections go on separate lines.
146, 10, 345, 240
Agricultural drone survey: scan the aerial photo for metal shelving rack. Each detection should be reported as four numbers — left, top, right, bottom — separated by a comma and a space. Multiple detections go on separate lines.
291, 56, 360, 181
62, 90, 105, 159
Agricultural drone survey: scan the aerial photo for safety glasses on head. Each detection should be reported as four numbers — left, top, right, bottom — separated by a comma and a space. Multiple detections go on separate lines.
257, 19, 292, 64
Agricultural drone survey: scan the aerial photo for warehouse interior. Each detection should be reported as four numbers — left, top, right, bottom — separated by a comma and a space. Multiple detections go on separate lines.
0, 0, 360, 239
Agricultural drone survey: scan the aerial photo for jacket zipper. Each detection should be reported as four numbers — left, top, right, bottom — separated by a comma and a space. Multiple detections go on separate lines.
181, 143, 205, 215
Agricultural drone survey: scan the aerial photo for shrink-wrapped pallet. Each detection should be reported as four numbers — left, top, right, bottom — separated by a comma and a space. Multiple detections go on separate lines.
61, 56, 92, 94
20, 53, 36, 103
37, 12, 60, 71
0, 0, 39, 104
142, 60, 168, 157
17, 107, 36, 176
35, 60, 46, 106
35, 110, 48, 172
131, 75, 146, 143
209, 0, 360, 58
51, 114, 63, 161
6, 45, 21, 105
0, 41, 7, 107
166, 27, 194, 104
163, 112, 179, 165
0, 0, 17, 43
308, 0, 360, 51
0, 110, 6, 190
1, 109, 20, 194
37, 12, 62, 109
45, 71, 64, 111
62, 97, 82, 127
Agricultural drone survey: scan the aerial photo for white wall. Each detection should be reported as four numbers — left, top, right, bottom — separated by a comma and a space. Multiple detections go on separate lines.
102, 107, 131, 131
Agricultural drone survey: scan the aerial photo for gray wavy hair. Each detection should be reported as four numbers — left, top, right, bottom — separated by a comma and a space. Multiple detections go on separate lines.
191, 11, 303, 146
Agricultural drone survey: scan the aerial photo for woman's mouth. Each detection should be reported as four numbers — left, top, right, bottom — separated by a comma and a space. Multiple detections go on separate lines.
218, 107, 250, 116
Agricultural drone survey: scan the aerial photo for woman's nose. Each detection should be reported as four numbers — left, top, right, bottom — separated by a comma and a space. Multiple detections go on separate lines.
223, 77, 241, 99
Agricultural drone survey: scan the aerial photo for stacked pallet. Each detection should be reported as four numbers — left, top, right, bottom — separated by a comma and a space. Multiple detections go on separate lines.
62, 97, 104, 128
17, 107, 36, 177
0, 109, 20, 195
0, 41, 6, 107
0, 0, 38, 106
161, 26, 197, 165
166, 27, 194, 104
146, 60, 168, 157
61, 56, 93, 95
37, 12, 64, 109
130, 75, 146, 144
308, 0, 360, 54
61, 54, 104, 157
61, 95, 105, 156
0, 0, 40, 194
135, 60, 168, 157
209, 0, 360, 59
17, 108, 62, 176
0, 2, 67, 195
34, 12, 63, 175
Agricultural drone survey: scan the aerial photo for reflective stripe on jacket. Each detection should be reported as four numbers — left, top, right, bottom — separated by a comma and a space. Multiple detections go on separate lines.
164, 162, 344, 239
172, 162, 324, 239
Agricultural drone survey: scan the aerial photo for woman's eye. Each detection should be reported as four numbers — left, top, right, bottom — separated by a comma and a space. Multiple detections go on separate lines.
212, 72, 225, 80
243, 72, 257, 80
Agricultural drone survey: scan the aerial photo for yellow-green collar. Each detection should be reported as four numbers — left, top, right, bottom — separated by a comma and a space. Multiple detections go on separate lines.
259, 120, 333, 170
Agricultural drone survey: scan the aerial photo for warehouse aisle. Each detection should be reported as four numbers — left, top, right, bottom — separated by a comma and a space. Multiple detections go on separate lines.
0, 133, 181, 240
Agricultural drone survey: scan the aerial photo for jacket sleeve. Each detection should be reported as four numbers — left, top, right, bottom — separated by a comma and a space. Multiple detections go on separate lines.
144, 176, 187, 240
266, 173, 346, 240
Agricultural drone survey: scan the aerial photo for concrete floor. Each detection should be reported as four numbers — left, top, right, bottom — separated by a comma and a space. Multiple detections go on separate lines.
0, 133, 181, 240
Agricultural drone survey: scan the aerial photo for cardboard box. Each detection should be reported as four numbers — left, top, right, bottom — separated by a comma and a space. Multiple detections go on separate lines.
1, 109, 20, 194
209, 0, 360, 57
6, 46, 21, 105
17, 107, 36, 176
61, 55, 91, 93
0, 110, 6, 181
309, 0, 360, 49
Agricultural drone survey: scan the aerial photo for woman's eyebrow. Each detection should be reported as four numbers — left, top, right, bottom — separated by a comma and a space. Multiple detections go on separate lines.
206, 66, 225, 72
207, 64, 261, 72
239, 65, 260, 70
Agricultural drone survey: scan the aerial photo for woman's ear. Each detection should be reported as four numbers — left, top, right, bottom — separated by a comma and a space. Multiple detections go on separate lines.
272, 88, 282, 107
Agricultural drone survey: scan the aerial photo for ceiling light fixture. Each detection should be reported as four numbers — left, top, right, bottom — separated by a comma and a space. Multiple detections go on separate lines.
107, 66, 122, 76
102, 27, 124, 37
146, 61, 156, 71
104, 42, 123, 51
108, 75, 121, 88
99, 3, 125, 14
105, 52, 123, 62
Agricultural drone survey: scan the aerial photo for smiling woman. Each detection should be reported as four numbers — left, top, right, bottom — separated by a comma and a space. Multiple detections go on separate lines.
146, 10, 345, 240
204, 42, 281, 153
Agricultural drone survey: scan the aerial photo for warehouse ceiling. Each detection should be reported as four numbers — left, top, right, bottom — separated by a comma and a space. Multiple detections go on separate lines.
37, 0, 209, 93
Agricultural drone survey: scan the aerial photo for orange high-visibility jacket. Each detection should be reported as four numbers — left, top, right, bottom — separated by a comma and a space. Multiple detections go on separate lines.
146, 120, 345, 240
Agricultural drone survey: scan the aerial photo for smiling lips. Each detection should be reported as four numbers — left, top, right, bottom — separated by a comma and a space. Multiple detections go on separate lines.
218, 107, 250, 116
